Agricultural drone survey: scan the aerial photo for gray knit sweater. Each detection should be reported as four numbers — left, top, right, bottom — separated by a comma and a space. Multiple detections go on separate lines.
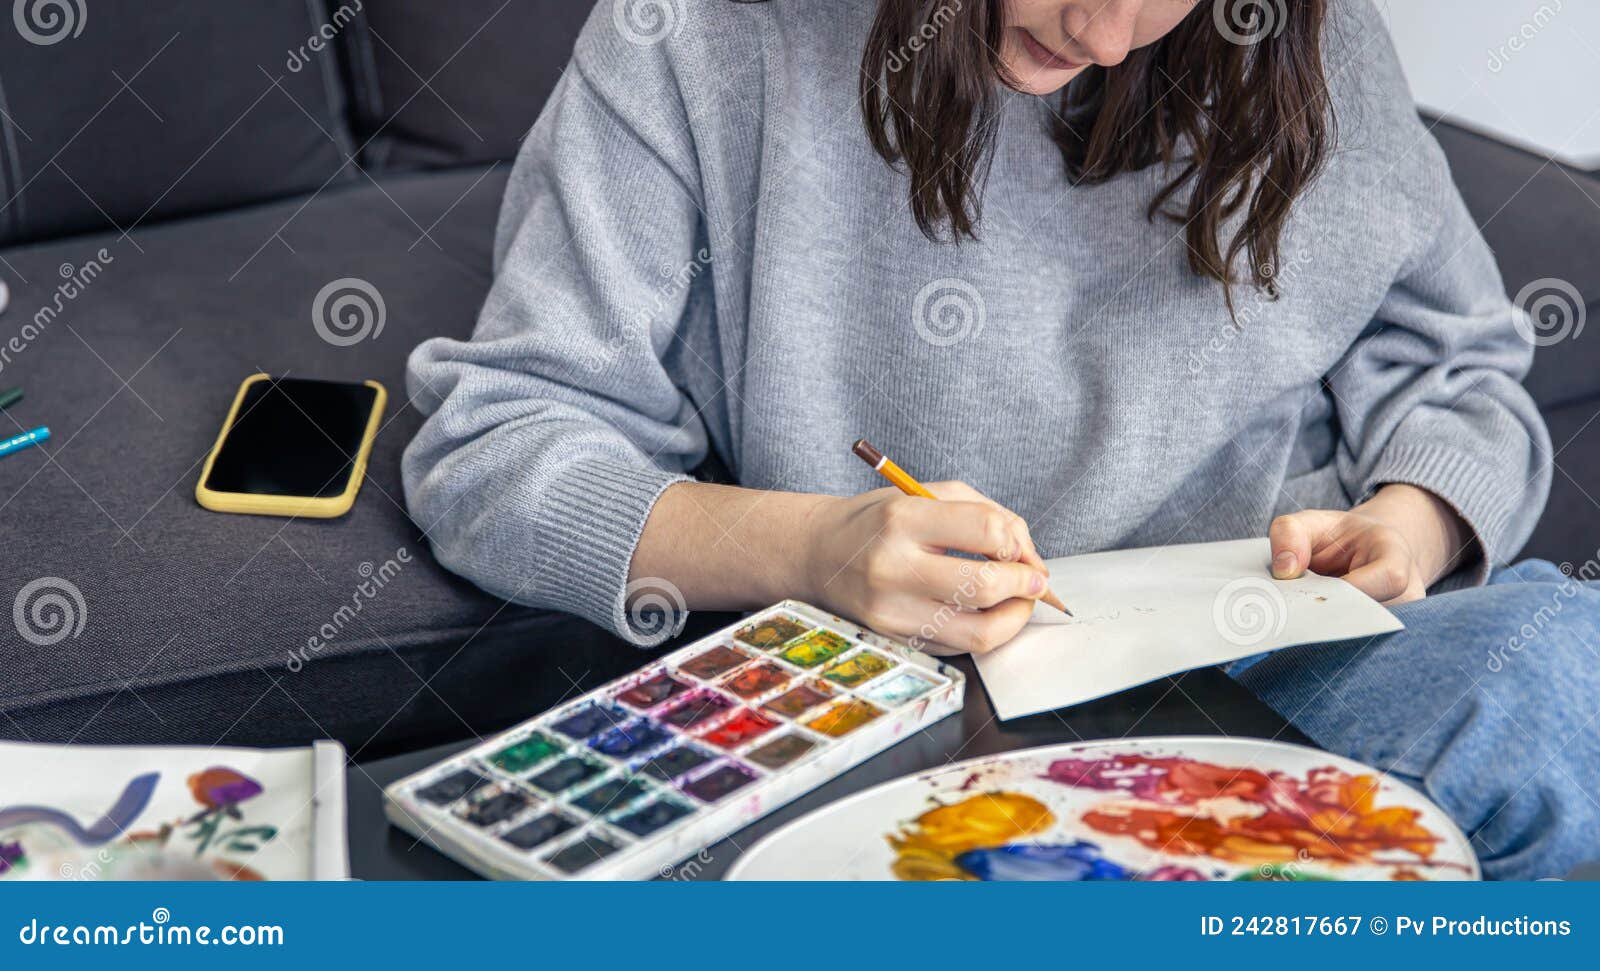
403, 0, 1550, 645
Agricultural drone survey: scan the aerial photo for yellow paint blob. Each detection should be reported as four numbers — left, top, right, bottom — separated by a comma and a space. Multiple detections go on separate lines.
888, 792, 1056, 881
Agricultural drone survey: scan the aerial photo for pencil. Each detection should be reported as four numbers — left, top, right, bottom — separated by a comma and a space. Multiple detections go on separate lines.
852, 438, 1072, 617
0, 387, 21, 412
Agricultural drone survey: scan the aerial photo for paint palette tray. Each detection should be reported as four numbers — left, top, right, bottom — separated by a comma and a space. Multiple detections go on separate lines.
383, 601, 965, 880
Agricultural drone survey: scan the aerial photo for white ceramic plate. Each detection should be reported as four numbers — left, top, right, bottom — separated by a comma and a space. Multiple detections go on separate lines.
727, 737, 1478, 881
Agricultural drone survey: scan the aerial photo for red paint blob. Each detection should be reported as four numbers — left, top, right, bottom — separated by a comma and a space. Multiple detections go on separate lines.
698, 709, 780, 750
721, 662, 791, 699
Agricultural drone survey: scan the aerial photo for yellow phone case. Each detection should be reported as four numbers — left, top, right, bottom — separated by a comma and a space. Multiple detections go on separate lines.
195, 373, 387, 519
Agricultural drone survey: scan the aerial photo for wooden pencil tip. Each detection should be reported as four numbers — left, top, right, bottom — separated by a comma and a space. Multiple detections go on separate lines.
1042, 590, 1072, 617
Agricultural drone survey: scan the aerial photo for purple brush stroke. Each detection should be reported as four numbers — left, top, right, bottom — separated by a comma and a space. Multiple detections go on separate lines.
0, 772, 161, 847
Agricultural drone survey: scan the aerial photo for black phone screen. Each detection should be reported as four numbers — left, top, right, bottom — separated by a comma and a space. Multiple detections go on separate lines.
204, 378, 379, 497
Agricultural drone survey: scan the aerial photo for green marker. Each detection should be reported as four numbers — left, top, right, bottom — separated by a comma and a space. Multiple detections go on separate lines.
0, 387, 21, 411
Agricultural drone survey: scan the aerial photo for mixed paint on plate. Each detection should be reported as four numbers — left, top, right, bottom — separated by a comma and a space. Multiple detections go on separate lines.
727, 738, 1478, 881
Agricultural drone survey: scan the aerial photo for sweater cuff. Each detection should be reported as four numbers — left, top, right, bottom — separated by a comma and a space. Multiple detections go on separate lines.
1362, 443, 1516, 588
541, 457, 693, 647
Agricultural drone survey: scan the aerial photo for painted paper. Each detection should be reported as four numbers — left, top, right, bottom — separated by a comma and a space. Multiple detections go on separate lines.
0, 742, 340, 881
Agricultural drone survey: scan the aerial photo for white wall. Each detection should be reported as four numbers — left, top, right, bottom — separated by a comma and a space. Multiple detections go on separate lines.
1376, 0, 1600, 168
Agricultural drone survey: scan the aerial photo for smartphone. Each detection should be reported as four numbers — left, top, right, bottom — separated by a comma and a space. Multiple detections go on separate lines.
195, 374, 387, 518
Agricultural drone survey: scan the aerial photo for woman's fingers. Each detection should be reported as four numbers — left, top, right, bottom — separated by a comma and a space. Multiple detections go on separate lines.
844, 486, 1046, 653
916, 485, 1044, 564
908, 553, 1045, 609
1270, 509, 1425, 604
1269, 510, 1347, 578
1341, 535, 1421, 604
907, 596, 1037, 656
901, 498, 1020, 557
1341, 558, 1412, 603
922, 480, 988, 504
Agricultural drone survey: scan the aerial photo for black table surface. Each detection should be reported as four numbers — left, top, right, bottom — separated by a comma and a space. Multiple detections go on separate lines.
347, 658, 1309, 880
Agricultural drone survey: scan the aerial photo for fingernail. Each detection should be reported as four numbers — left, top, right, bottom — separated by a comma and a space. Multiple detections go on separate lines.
1272, 551, 1296, 577
1031, 572, 1046, 595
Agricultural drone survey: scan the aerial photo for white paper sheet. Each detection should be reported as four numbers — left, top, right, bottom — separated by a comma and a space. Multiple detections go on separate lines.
972, 538, 1404, 720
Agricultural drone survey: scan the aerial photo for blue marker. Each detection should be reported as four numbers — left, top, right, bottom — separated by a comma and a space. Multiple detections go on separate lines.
0, 426, 49, 459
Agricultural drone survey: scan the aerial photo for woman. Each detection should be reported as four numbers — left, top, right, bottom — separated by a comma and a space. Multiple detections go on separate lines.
403, 0, 1598, 878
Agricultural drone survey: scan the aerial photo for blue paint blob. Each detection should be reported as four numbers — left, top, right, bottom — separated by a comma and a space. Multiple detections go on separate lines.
954, 841, 1132, 881
588, 719, 672, 758
550, 703, 629, 740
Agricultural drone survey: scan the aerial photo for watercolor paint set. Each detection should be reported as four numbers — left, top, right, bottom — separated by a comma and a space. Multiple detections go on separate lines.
383, 601, 965, 880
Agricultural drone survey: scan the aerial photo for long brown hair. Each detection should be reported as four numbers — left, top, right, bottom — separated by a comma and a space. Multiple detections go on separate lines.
858, 0, 1334, 311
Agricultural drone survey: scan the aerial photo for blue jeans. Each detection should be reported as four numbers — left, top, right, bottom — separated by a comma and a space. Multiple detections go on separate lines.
1227, 560, 1600, 880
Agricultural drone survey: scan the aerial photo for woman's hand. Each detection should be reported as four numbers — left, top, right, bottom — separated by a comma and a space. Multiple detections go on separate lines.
1268, 484, 1475, 605
799, 481, 1052, 656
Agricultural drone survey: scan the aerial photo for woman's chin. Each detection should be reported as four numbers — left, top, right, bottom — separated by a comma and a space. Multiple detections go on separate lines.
1000, 62, 1080, 96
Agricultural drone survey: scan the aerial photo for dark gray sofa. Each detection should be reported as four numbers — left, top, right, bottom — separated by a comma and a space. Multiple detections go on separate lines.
2, 2, 1596, 756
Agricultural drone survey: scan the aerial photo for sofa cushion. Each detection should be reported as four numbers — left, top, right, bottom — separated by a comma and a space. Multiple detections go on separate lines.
0, 0, 356, 245
0, 165, 670, 755
341, 0, 592, 170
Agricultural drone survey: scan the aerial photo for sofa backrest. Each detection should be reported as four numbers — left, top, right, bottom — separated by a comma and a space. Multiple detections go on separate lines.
4, 4, 1596, 417
0, 0, 357, 246
0, 1, 596, 245
339, 0, 594, 171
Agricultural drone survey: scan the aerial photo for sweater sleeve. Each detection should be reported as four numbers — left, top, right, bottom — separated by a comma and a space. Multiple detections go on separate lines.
1315, 0, 1552, 584
402, 41, 710, 646
1326, 159, 1552, 584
